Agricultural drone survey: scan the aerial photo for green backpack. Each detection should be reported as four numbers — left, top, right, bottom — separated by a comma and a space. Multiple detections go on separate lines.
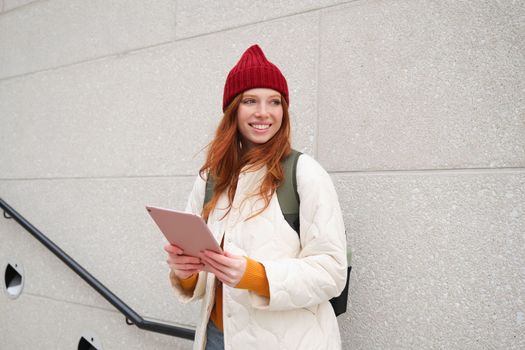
204, 150, 351, 316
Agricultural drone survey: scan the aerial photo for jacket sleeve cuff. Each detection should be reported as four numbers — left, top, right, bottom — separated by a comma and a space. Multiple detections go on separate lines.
169, 270, 205, 302
235, 257, 270, 298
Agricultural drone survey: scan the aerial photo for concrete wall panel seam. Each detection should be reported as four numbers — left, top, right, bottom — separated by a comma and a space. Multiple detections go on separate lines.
327, 167, 525, 176
0, 174, 197, 182
174, 0, 359, 40
0, 38, 176, 84
0, 0, 41, 15
314, 10, 321, 160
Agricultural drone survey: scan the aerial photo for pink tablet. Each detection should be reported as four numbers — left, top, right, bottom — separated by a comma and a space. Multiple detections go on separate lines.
146, 206, 222, 257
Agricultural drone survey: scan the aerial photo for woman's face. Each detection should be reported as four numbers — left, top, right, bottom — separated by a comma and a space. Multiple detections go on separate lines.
237, 88, 283, 150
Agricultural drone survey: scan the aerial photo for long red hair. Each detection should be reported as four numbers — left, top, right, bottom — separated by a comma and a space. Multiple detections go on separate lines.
200, 93, 292, 221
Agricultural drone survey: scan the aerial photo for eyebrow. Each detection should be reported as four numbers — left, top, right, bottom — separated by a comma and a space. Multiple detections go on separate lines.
242, 94, 281, 99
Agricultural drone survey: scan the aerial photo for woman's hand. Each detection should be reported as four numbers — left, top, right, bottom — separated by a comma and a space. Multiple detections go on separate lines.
164, 243, 204, 280
199, 250, 247, 288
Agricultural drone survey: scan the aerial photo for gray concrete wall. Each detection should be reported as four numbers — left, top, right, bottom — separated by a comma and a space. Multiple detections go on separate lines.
0, 1, 523, 349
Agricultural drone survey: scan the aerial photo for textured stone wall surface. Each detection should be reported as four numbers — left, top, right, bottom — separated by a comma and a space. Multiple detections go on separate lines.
1, 1, 523, 349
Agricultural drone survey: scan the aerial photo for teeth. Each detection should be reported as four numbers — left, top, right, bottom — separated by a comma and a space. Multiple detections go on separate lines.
251, 124, 270, 130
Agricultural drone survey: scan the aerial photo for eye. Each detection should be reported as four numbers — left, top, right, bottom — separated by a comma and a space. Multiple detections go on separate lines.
271, 99, 281, 105
242, 98, 256, 105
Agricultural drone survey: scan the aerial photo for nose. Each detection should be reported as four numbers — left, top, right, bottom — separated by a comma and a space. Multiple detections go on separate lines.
255, 103, 269, 117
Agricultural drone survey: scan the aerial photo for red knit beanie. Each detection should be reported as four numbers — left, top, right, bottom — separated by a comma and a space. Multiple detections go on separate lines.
222, 44, 289, 112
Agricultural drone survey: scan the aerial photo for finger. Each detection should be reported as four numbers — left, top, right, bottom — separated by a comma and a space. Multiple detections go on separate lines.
204, 250, 239, 267
201, 261, 221, 276
168, 264, 204, 272
204, 264, 234, 286
167, 255, 202, 265
204, 249, 229, 259
201, 251, 230, 268
166, 257, 203, 266
171, 263, 204, 271
164, 244, 183, 255
163, 243, 175, 253
200, 253, 229, 272
223, 251, 240, 259
168, 255, 201, 265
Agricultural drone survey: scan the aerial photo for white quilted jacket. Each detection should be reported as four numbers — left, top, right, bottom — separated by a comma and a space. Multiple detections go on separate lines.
170, 154, 348, 350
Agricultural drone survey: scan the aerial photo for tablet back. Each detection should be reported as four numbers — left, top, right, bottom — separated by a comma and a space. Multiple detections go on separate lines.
146, 206, 221, 257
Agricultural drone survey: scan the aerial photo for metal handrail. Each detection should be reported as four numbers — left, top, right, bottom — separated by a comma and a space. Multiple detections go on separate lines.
0, 197, 195, 340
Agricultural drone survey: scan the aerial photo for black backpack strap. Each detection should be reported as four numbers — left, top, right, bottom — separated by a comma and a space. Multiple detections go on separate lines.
276, 149, 302, 235
203, 173, 214, 223
204, 174, 214, 206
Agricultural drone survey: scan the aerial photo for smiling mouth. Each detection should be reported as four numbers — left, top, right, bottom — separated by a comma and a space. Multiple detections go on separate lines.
249, 123, 271, 130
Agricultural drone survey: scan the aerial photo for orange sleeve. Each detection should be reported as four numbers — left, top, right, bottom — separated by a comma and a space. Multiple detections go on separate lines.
178, 273, 198, 291
235, 257, 270, 298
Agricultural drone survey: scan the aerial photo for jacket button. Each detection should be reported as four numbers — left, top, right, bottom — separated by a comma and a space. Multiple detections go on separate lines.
227, 313, 232, 318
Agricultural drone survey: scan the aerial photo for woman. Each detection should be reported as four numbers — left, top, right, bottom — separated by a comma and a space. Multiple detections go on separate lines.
165, 44, 347, 350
